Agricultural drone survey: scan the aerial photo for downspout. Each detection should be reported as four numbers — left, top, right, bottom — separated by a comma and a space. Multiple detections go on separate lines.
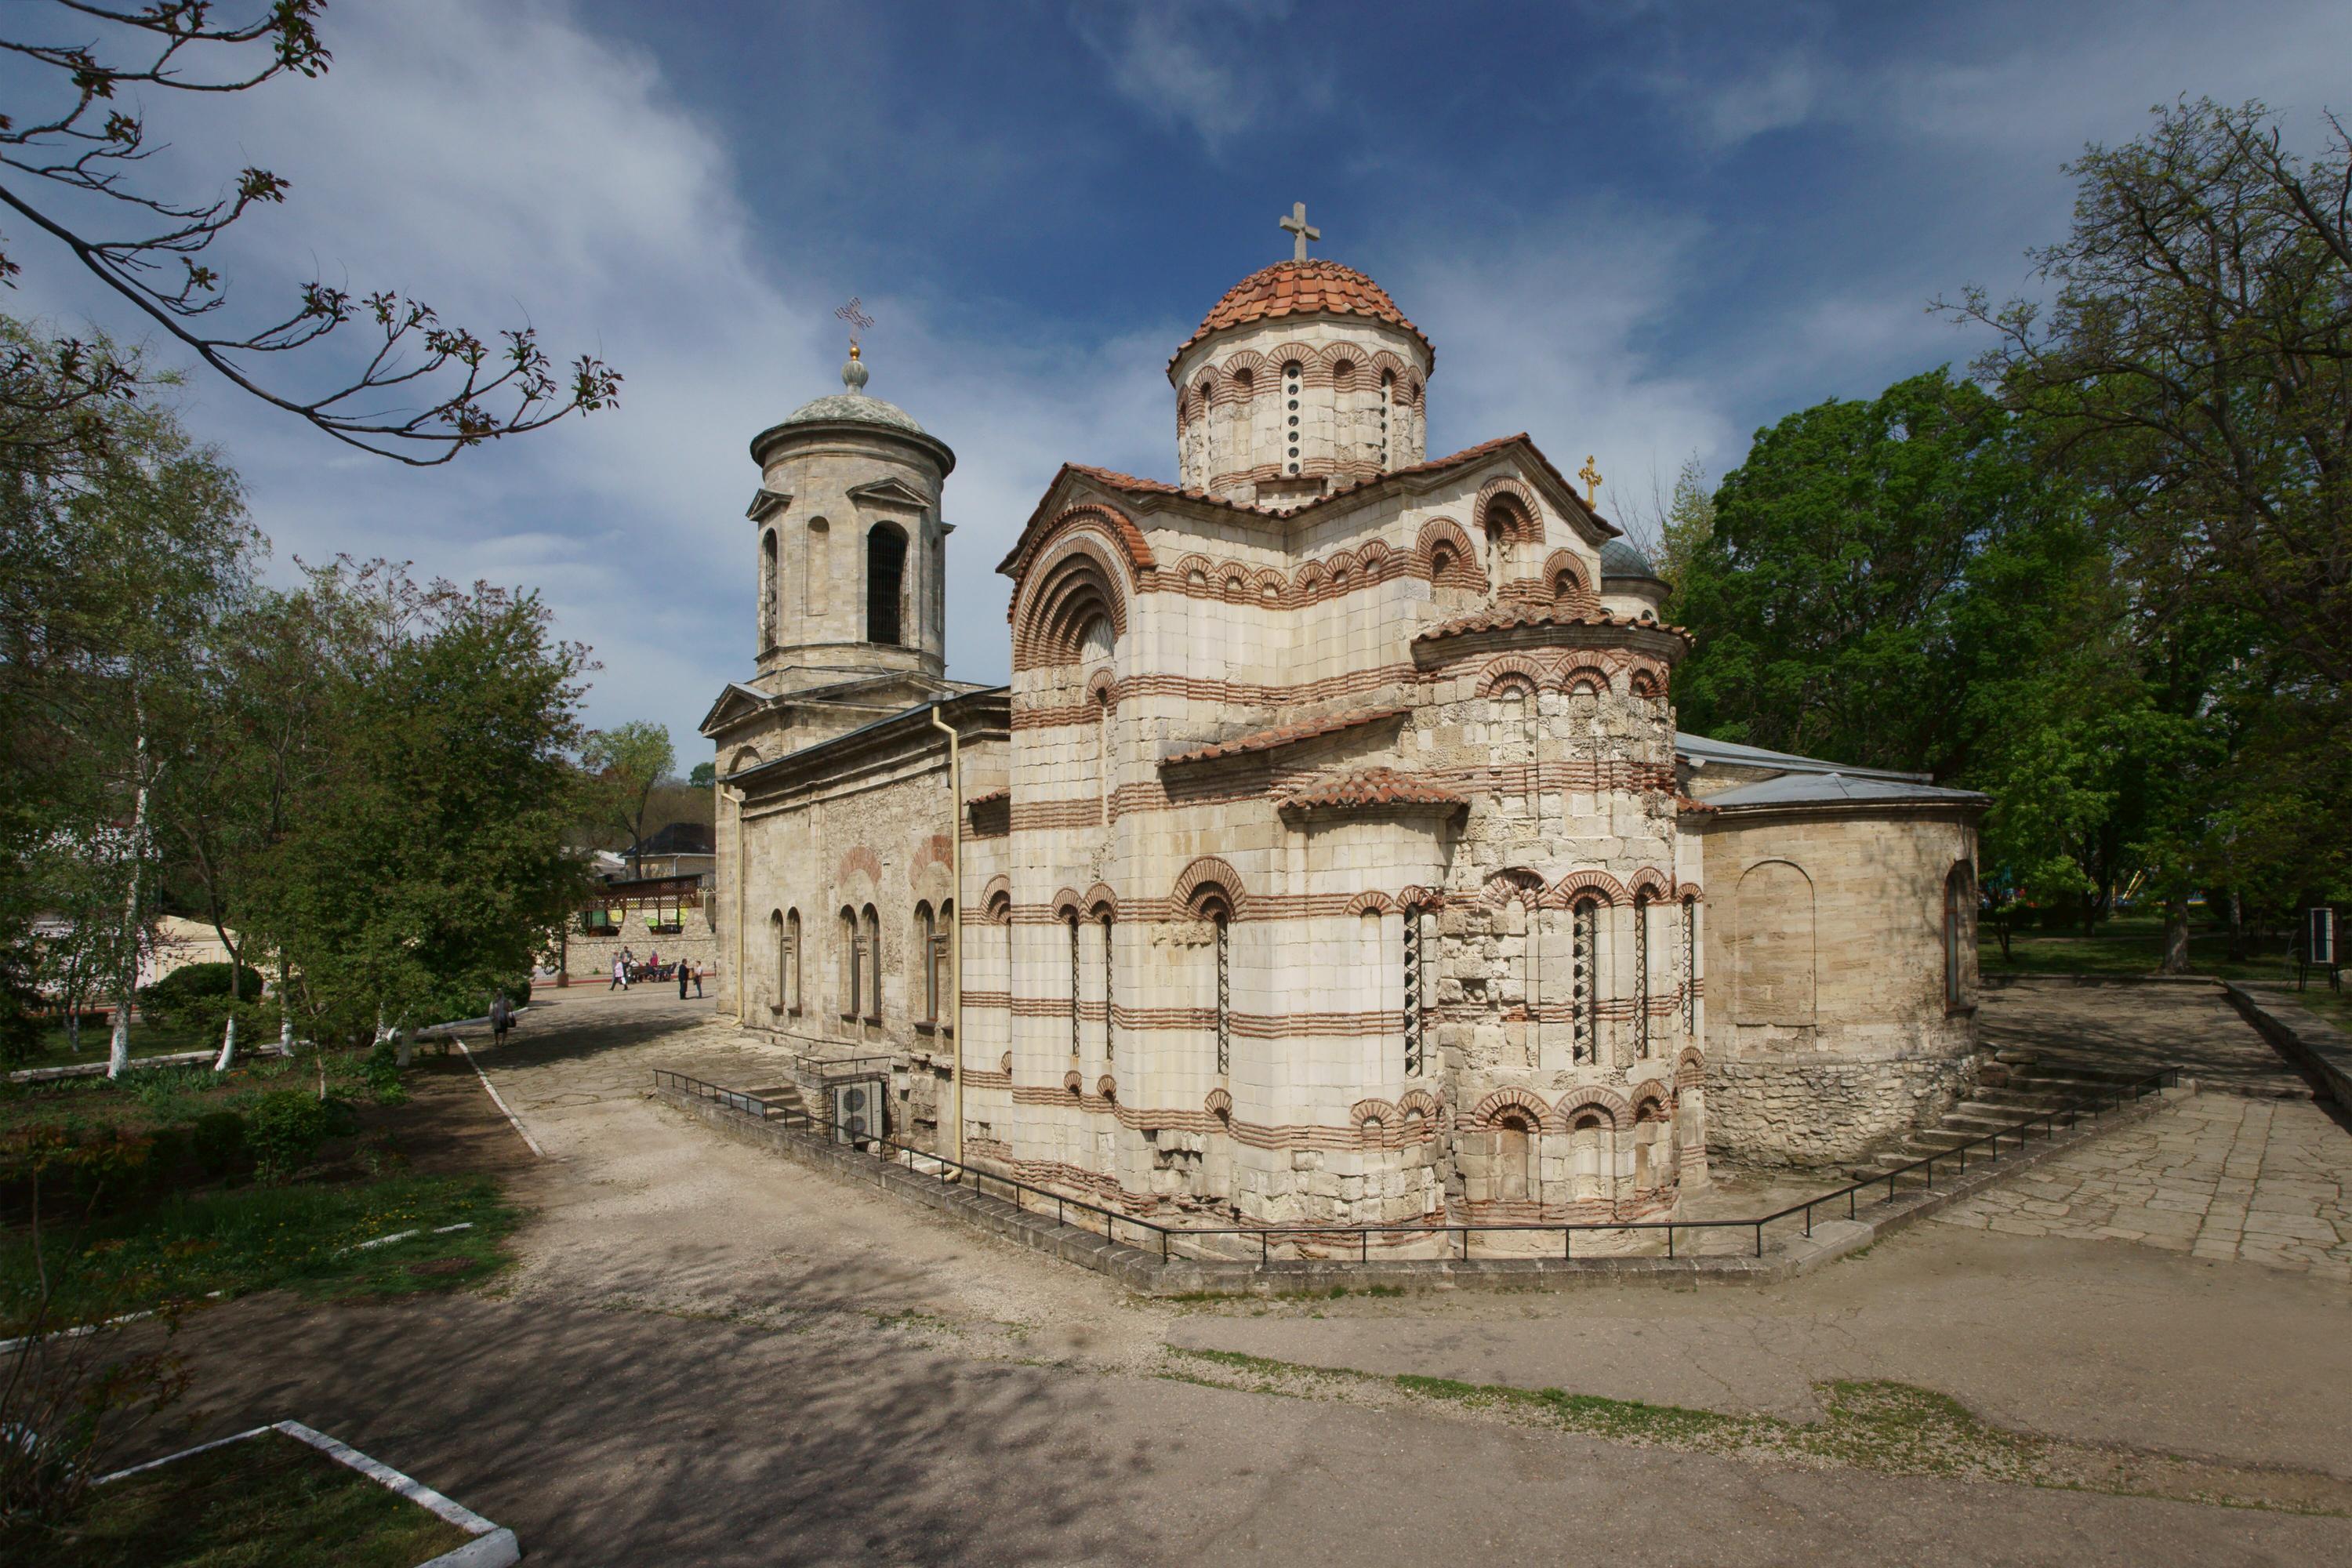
724, 782, 748, 1024
928, 702, 964, 1167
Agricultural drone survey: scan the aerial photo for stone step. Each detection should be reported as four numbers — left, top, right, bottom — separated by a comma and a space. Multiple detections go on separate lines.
1970, 1085, 2078, 1110
1992, 1049, 2042, 1067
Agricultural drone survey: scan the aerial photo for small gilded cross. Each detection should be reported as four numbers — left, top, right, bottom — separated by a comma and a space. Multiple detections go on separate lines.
1279, 201, 1321, 262
1578, 455, 1603, 506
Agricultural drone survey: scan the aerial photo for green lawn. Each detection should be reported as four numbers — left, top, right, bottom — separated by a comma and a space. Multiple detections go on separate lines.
3, 1173, 518, 1334
1981, 927, 2351, 1030
3, 1427, 474, 1568
0, 1049, 379, 1138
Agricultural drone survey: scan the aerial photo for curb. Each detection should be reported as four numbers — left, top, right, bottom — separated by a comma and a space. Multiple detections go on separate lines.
654, 1079, 2185, 1297
99, 1419, 519, 1567
2223, 983, 2352, 1108
1982, 972, 2221, 989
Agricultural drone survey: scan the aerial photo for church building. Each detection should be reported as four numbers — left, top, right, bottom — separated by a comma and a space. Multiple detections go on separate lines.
702, 219, 1987, 1247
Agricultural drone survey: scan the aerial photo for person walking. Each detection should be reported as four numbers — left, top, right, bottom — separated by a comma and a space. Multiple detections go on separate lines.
491, 989, 514, 1045
611, 953, 626, 992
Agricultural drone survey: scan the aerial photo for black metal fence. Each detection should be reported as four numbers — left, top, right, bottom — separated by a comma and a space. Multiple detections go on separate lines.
653, 1065, 2180, 1267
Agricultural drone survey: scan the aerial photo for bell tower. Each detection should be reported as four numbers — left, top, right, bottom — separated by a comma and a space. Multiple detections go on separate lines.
744, 346, 956, 695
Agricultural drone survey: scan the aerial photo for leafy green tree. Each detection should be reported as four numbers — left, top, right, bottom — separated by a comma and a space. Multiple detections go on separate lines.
243, 562, 593, 1047
1673, 367, 2092, 779
688, 761, 716, 789
583, 721, 676, 878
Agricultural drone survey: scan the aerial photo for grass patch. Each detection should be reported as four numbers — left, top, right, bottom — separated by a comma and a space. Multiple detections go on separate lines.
1163, 1348, 2350, 1515
2, 1427, 472, 1567
5, 1174, 517, 1331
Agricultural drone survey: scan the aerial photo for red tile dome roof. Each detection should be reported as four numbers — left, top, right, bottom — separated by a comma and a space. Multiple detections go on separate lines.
1169, 260, 1432, 372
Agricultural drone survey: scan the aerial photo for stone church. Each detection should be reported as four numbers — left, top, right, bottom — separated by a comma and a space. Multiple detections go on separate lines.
702, 227, 1987, 1246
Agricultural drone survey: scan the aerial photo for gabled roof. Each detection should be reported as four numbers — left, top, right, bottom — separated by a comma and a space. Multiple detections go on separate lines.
1673, 731, 1930, 784
1276, 768, 1468, 812
1002, 434, 1617, 579
1161, 705, 1406, 768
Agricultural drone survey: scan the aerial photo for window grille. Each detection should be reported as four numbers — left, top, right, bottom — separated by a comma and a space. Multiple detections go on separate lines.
1067, 915, 1081, 1058
1101, 913, 1115, 1063
1214, 910, 1231, 1076
1636, 896, 1655, 1058
1682, 896, 1697, 1036
1571, 898, 1599, 1065
1403, 908, 1425, 1076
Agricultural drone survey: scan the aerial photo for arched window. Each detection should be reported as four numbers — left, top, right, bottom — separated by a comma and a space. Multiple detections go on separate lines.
1200, 897, 1232, 1076
935, 900, 953, 1032
866, 523, 907, 646
1571, 897, 1600, 1065
785, 909, 801, 1013
839, 906, 858, 1020
1944, 862, 1973, 1013
1495, 1112, 1536, 1203
1066, 913, 1082, 1059
1379, 370, 1394, 469
916, 903, 937, 1024
806, 518, 829, 615
1634, 894, 1652, 1059
1571, 1112, 1607, 1201
760, 529, 779, 647
1681, 895, 1697, 1036
861, 905, 881, 1021
1099, 910, 1115, 1064
1403, 902, 1430, 1076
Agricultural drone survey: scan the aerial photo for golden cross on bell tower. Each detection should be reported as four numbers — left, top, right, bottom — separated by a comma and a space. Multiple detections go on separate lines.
1578, 455, 1603, 506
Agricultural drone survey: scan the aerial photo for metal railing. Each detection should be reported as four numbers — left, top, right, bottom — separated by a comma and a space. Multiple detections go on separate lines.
654, 1064, 2179, 1268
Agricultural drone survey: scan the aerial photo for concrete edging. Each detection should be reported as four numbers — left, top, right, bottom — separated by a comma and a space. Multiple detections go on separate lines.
98, 1419, 519, 1566
653, 1079, 2186, 1297
2225, 983, 2352, 1107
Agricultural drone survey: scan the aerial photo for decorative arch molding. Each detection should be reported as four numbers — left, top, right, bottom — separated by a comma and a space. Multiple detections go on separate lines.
1473, 475, 1545, 543
1544, 868, 1629, 909
1173, 855, 1247, 916
1483, 868, 1547, 909
1625, 866, 1675, 901
1084, 667, 1119, 706
1217, 350, 1267, 404
1630, 1080, 1674, 1121
1396, 1087, 1443, 1119
1397, 884, 1446, 913
1064, 1069, 1085, 1094
1476, 653, 1551, 699
1351, 1097, 1399, 1128
1541, 549, 1594, 610
1012, 532, 1131, 672
1051, 887, 1085, 919
978, 873, 1012, 913
836, 845, 883, 888
1081, 882, 1120, 918
1415, 517, 1487, 591
1343, 890, 1396, 916
1472, 1086, 1552, 1129
1555, 1085, 1632, 1131
1203, 1087, 1234, 1118
1097, 1075, 1118, 1101
1556, 655, 1616, 696
1675, 1047, 1707, 1090
727, 744, 763, 775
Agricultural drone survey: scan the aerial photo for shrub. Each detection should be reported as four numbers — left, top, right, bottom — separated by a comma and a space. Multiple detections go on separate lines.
135, 962, 266, 1032
244, 1092, 333, 1182
361, 1040, 407, 1105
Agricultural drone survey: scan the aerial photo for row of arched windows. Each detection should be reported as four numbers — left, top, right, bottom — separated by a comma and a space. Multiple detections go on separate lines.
767, 899, 953, 1030
753, 519, 913, 650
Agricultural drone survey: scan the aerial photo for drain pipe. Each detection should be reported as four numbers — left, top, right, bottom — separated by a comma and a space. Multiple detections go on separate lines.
724, 782, 747, 1024
928, 702, 964, 1167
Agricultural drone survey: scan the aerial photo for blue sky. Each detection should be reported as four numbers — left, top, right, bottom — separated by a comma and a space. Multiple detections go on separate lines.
9, 0, 2350, 765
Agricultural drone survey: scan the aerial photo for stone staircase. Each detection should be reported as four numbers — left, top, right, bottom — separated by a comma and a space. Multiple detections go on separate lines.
1846, 1049, 2155, 1180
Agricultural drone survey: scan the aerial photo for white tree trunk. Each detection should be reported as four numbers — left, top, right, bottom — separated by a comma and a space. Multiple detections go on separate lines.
107, 713, 153, 1081
213, 1012, 238, 1073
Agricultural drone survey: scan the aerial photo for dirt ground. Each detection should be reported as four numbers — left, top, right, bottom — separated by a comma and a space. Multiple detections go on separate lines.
132, 987, 2352, 1565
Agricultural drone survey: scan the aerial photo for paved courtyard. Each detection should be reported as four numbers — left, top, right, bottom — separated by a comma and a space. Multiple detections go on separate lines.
1936, 1092, 2352, 1277
111, 984, 2352, 1564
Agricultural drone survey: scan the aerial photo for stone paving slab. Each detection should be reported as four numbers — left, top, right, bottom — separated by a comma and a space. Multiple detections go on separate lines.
1934, 1091, 2352, 1280
1979, 978, 2312, 1097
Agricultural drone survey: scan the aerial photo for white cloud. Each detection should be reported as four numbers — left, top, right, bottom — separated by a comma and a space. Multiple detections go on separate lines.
1072, 0, 1328, 155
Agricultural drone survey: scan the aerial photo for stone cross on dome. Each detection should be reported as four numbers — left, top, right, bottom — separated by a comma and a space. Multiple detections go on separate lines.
1279, 201, 1321, 262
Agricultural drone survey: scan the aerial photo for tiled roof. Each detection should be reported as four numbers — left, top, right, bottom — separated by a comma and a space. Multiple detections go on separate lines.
1276, 768, 1468, 811
964, 788, 1010, 808
1414, 604, 1691, 644
1170, 260, 1432, 371
1161, 705, 1407, 767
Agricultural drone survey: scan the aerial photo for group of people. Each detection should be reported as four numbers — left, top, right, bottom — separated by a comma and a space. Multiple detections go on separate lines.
606, 946, 706, 1000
